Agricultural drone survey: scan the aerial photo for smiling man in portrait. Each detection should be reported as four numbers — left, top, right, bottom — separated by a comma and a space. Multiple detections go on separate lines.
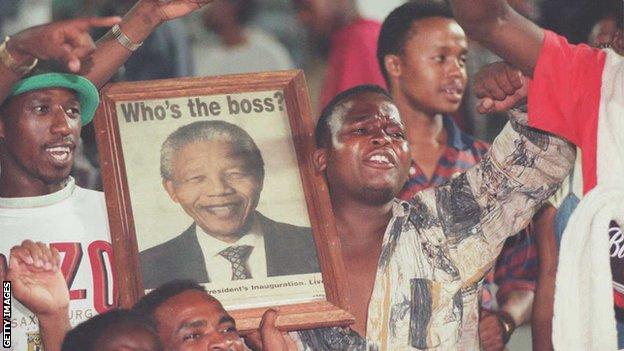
140, 120, 319, 289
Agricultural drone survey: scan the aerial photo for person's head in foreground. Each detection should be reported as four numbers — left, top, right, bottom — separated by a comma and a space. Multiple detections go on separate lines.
133, 279, 247, 351
314, 84, 410, 205
377, 1, 467, 116
61, 308, 162, 351
0, 71, 99, 196
160, 120, 265, 243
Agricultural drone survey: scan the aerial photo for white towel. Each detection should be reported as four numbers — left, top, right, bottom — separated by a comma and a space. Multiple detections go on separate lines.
552, 48, 624, 350
553, 186, 624, 350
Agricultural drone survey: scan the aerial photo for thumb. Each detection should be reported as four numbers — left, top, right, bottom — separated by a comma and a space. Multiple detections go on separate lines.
260, 309, 279, 336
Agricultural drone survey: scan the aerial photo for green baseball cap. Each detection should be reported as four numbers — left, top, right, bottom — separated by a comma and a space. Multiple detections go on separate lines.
7, 72, 99, 125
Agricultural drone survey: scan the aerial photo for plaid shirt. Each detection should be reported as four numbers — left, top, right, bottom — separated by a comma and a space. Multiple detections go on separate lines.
398, 116, 538, 308
296, 113, 575, 350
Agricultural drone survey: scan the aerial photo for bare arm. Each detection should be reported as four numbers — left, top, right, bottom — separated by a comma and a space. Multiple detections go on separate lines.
82, 0, 213, 88
7, 241, 71, 351
531, 204, 558, 351
0, 17, 121, 106
449, 0, 544, 76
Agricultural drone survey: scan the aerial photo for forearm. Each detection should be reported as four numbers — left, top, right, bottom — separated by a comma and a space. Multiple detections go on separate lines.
449, 0, 544, 76
38, 308, 72, 351
448, 110, 574, 283
532, 203, 558, 350
82, 0, 163, 88
0, 38, 38, 105
449, 0, 509, 34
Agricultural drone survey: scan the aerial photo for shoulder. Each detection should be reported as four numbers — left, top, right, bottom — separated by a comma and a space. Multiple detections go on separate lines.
140, 226, 194, 260
257, 213, 312, 238
332, 19, 381, 49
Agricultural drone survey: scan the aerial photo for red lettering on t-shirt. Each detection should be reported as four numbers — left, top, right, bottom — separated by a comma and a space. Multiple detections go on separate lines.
51, 242, 86, 300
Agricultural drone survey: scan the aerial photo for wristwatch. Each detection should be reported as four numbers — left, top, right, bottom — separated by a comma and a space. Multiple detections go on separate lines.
111, 24, 143, 52
0, 36, 38, 75
498, 310, 517, 344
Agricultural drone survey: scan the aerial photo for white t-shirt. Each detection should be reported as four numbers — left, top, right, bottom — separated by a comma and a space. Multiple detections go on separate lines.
192, 27, 294, 77
0, 178, 115, 351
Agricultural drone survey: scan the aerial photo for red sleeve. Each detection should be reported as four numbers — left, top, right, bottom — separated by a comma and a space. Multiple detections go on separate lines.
527, 30, 606, 147
320, 23, 387, 107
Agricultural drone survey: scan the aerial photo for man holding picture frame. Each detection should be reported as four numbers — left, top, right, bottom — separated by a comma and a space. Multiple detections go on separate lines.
295, 84, 574, 350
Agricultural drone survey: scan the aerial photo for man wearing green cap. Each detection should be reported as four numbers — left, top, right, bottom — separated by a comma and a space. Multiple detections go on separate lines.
0, 1, 213, 350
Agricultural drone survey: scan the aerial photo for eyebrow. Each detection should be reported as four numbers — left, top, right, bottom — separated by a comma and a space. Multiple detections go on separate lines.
176, 319, 207, 335
175, 315, 236, 335
219, 315, 236, 326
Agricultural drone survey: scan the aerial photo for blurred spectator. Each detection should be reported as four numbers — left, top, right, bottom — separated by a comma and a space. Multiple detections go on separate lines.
1, 0, 52, 37
293, 0, 386, 108
252, 0, 311, 69
193, 0, 294, 76
588, 12, 619, 48
0, 0, 20, 37
98, 0, 194, 81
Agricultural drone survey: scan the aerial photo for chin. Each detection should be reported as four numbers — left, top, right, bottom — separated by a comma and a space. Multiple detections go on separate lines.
39, 171, 72, 186
358, 186, 396, 205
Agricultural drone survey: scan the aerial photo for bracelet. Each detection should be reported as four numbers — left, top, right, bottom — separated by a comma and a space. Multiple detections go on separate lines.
111, 24, 143, 52
497, 310, 517, 345
0, 37, 38, 76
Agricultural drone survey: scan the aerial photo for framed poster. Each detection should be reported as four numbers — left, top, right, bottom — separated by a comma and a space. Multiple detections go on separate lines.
94, 70, 353, 331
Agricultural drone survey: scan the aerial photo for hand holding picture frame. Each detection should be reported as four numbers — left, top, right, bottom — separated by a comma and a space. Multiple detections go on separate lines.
94, 70, 353, 331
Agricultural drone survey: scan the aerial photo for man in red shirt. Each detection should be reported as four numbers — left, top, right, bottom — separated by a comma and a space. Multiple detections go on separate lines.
292, 0, 386, 107
450, 0, 624, 348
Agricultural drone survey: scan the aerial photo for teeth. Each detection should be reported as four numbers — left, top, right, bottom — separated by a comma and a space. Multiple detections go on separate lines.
205, 205, 236, 216
50, 152, 69, 162
47, 146, 70, 153
370, 155, 390, 163
46, 146, 71, 162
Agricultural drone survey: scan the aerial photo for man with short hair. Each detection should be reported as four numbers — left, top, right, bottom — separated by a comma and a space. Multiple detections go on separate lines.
295, 84, 574, 350
140, 120, 319, 289
376, 3, 543, 349
449, 0, 624, 348
0, 1, 214, 348
133, 279, 297, 350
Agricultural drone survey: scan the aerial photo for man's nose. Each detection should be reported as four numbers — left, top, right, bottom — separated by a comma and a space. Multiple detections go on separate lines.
203, 175, 235, 196
50, 106, 73, 136
370, 129, 391, 145
205, 332, 231, 350
447, 58, 465, 78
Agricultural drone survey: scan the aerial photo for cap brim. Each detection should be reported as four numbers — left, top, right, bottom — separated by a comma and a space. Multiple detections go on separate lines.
8, 73, 99, 125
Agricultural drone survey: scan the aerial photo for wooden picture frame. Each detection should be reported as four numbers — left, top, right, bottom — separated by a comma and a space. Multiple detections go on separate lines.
94, 70, 353, 331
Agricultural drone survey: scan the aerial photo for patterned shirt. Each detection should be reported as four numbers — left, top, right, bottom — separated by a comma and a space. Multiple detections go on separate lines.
398, 116, 538, 309
297, 112, 575, 350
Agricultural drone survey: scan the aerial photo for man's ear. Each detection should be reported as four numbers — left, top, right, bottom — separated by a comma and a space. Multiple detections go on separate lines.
312, 148, 328, 173
163, 180, 179, 203
384, 54, 402, 79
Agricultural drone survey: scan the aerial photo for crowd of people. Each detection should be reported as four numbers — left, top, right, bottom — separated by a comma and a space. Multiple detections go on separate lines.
0, 0, 622, 350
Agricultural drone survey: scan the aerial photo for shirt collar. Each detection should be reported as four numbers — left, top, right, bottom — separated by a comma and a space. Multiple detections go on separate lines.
0, 177, 76, 209
195, 215, 265, 257
442, 115, 472, 151
391, 198, 411, 217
